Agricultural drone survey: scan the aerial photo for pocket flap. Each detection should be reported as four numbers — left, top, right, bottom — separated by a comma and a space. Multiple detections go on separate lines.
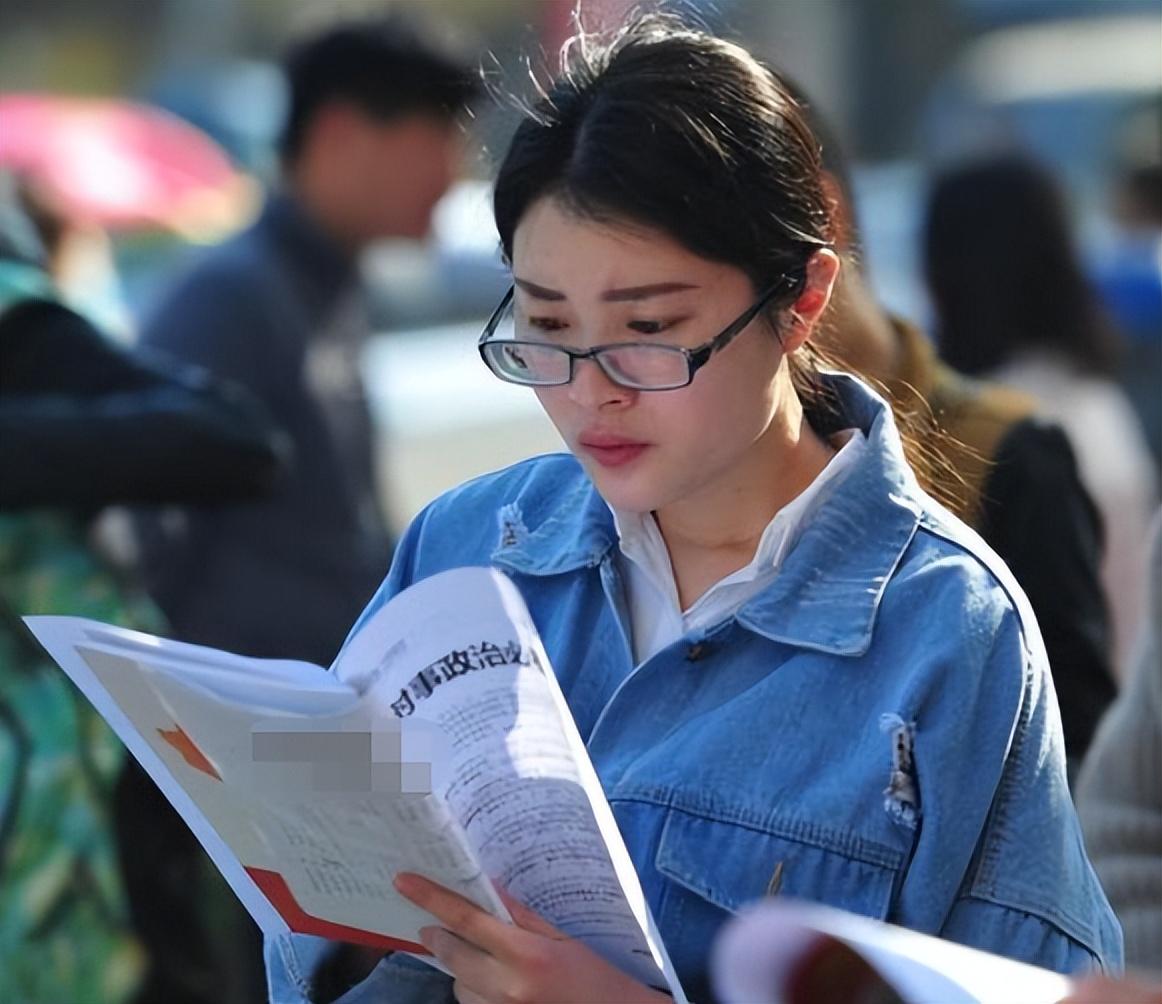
655, 807, 900, 919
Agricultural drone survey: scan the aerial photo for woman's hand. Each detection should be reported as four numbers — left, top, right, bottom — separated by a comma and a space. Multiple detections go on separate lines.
394, 872, 672, 1004
1058, 974, 1162, 1004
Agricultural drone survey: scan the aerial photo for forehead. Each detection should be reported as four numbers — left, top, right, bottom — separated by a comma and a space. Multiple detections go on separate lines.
511, 196, 737, 292
352, 109, 459, 149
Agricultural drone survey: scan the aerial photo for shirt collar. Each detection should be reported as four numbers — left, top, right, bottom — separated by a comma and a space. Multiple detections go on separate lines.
490, 373, 921, 656
609, 428, 867, 611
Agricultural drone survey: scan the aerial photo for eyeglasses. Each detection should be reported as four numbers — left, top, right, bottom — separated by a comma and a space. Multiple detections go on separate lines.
477, 272, 804, 391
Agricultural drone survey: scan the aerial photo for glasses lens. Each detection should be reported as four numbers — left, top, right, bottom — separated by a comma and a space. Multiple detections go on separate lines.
479, 292, 693, 389
481, 296, 571, 385
597, 345, 690, 389
481, 340, 570, 385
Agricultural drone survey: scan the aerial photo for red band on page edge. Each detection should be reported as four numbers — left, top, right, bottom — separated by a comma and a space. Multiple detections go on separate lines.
245, 867, 430, 955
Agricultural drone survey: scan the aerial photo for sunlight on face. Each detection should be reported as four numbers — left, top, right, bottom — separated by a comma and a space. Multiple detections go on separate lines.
512, 196, 801, 517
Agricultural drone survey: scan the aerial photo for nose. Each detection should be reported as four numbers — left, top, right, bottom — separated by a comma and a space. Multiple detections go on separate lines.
566, 355, 634, 411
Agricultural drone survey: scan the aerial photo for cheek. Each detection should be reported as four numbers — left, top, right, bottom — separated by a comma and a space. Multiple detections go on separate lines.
533, 387, 571, 435
677, 350, 781, 443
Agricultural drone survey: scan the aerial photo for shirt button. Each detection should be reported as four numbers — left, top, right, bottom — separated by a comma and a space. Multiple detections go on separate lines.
686, 643, 706, 661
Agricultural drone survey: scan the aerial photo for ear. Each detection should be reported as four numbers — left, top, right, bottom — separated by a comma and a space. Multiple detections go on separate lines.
781, 249, 840, 353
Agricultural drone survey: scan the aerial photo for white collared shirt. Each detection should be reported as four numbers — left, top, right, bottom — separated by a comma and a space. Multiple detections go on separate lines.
611, 429, 866, 664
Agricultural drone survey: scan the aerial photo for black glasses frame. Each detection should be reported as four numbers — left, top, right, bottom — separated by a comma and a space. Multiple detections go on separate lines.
477, 270, 805, 391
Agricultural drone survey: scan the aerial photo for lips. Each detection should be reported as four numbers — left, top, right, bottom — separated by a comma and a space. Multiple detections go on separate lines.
578, 432, 650, 468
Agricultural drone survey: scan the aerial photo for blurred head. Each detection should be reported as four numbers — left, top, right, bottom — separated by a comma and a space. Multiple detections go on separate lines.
1115, 163, 1162, 230
488, 17, 840, 514
923, 155, 1119, 376
280, 15, 480, 246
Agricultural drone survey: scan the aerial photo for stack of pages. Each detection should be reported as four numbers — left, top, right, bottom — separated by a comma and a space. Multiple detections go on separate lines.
26, 566, 685, 1000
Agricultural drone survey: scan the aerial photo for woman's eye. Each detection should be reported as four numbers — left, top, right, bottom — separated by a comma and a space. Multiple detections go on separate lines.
627, 319, 670, 335
528, 317, 567, 332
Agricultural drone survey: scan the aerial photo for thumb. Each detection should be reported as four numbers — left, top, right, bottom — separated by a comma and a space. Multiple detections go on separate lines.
494, 884, 565, 939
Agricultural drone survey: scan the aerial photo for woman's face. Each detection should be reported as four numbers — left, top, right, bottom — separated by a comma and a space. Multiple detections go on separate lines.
512, 195, 800, 516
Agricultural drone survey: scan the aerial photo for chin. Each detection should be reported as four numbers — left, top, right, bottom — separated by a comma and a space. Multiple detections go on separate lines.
583, 465, 665, 515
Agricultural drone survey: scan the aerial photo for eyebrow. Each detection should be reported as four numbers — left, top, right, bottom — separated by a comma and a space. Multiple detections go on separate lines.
513, 278, 700, 303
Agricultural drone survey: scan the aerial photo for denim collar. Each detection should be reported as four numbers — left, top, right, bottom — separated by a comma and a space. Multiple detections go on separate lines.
490, 373, 922, 656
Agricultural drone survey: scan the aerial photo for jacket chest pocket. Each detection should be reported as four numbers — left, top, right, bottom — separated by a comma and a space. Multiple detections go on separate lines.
652, 807, 902, 993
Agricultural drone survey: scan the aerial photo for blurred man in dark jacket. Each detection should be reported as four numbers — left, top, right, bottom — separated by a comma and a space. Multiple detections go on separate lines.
133, 16, 478, 668
126, 17, 478, 1001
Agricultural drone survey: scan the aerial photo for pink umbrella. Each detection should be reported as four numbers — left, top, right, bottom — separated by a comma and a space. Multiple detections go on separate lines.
0, 93, 253, 237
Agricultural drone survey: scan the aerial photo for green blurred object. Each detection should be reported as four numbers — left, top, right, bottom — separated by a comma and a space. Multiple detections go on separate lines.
0, 512, 163, 1004
0, 221, 154, 1002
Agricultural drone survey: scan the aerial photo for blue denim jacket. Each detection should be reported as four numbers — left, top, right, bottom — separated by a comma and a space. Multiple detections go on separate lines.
266, 374, 1122, 1003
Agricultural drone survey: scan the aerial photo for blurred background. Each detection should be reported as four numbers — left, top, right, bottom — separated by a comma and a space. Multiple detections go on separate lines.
1, 0, 1158, 526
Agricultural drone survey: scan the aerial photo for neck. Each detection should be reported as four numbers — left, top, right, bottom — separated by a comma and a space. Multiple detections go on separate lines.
654, 391, 836, 609
283, 164, 365, 255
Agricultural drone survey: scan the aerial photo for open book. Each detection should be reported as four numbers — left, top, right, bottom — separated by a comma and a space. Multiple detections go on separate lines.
711, 899, 1074, 1004
25, 566, 686, 1001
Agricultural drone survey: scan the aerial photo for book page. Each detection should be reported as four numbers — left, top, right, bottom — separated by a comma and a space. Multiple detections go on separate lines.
26, 569, 685, 998
334, 566, 685, 999
21, 617, 286, 934
22, 618, 503, 953
712, 900, 1074, 1004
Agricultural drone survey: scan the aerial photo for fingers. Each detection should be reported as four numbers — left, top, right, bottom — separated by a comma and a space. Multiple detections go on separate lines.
421, 924, 506, 1000
398, 872, 593, 1004
494, 885, 564, 939
1059, 976, 1162, 1004
452, 981, 493, 1004
395, 873, 518, 959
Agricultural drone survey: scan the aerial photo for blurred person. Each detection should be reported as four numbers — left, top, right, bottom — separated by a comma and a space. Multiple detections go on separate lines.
133, 13, 479, 667
14, 174, 134, 340
923, 155, 1159, 672
1075, 508, 1162, 976
126, 14, 479, 1003
1115, 164, 1162, 231
267, 17, 1120, 1004
800, 105, 1116, 772
1101, 157, 1162, 470
0, 177, 285, 1003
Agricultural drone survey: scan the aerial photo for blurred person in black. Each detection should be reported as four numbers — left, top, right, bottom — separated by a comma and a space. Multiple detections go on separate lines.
125, 14, 479, 1002
0, 176, 286, 1003
794, 99, 1117, 774
923, 155, 1158, 676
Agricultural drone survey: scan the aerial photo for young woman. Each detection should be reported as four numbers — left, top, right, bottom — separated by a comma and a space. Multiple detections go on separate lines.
267, 18, 1121, 1004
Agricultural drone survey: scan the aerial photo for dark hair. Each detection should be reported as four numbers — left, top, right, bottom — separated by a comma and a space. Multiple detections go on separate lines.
1120, 163, 1162, 227
280, 14, 480, 163
773, 82, 969, 513
494, 16, 832, 296
490, 17, 972, 506
924, 155, 1121, 376
493, 15, 846, 438
776, 75, 861, 255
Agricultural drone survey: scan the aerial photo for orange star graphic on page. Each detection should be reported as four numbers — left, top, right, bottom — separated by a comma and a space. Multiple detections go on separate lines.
157, 724, 222, 780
